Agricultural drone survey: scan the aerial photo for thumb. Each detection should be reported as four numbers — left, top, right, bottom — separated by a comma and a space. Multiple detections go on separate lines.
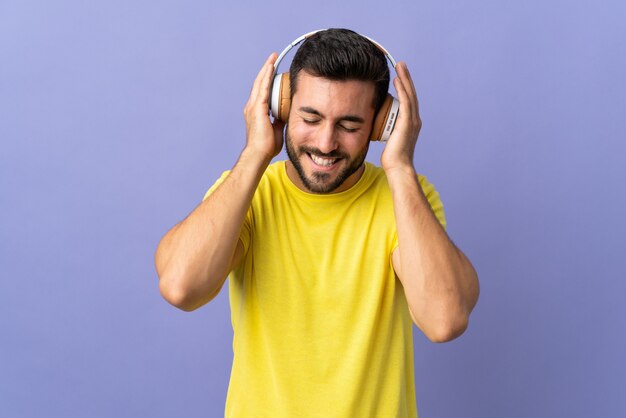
272, 119, 286, 133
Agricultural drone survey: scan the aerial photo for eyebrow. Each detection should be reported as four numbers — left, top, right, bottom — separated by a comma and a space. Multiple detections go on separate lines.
298, 106, 365, 124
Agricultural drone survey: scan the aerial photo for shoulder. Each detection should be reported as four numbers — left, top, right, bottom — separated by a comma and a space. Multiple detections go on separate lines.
202, 161, 286, 201
261, 160, 285, 184
364, 162, 440, 194
369, 163, 447, 230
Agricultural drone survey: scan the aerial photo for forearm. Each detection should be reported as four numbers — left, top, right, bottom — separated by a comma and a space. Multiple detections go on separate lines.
155, 147, 270, 310
387, 165, 479, 342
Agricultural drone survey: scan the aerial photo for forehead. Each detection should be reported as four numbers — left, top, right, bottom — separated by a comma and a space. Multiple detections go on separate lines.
292, 72, 376, 119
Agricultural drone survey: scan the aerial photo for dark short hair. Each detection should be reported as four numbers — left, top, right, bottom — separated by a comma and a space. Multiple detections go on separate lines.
289, 29, 390, 113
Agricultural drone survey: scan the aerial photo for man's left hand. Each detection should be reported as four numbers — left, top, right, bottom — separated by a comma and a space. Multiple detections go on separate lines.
380, 61, 422, 173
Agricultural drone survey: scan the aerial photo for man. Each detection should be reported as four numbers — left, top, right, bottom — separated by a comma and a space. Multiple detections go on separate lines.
155, 29, 479, 417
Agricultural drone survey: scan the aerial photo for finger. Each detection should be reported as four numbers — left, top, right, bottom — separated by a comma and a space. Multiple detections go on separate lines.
258, 53, 278, 107
272, 118, 285, 135
399, 62, 417, 98
398, 62, 420, 115
248, 54, 273, 105
395, 64, 419, 125
249, 53, 276, 105
393, 76, 412, 126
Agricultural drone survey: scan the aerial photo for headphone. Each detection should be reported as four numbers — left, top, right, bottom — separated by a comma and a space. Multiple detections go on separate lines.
270, 29, 400, 142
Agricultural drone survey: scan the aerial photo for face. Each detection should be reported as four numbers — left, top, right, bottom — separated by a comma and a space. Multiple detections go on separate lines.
285, 72, 376, 194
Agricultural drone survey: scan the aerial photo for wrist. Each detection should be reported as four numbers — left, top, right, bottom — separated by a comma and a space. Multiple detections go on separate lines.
241, 144, 274, 167
238, 146, 273, 174
382, 159, 415, 176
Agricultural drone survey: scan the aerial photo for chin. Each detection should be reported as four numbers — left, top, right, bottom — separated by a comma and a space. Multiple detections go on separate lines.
285, 129, 369, 194
297, 155, 364, 194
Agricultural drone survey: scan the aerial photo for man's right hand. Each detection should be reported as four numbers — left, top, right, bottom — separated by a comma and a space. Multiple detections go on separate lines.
243, 53, 285, 163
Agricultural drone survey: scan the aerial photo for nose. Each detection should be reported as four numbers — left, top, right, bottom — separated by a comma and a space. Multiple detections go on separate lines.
315, 123, 339, 154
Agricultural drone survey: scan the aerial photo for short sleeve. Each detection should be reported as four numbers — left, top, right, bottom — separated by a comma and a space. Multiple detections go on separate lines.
203, 170, 230, 201
390, 173, 447, 256
417, 174, 447, 231
202, 170, 252, 255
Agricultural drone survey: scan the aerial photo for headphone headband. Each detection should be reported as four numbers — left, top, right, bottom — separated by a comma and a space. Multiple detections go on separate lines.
272, 29, 397, 79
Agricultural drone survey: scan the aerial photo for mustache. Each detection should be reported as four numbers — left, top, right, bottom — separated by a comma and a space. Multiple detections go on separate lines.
299, 146, 347, 159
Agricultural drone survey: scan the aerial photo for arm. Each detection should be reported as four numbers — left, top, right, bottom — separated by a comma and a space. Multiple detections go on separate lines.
382, 62, 479, 342
154, 53, 285, 311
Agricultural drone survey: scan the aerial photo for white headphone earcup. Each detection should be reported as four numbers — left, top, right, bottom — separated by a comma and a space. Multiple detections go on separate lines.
379, 97, 399, 142
371, 95, 400, 142
270, 72, 291, 122
270, 73, 282, 119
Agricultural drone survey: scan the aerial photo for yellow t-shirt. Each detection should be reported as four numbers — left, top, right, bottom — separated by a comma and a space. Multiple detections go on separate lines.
204, 161, 446, 418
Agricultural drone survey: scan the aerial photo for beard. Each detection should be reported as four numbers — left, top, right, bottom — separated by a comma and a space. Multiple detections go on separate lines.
285, 127, 369, 194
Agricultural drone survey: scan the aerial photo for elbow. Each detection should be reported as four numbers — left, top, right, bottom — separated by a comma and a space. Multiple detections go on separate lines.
155, 254, 222, 312
158, 267, 224, 312
424, 316, 469, 344
159, 278, 201, 312
154, 256, 196, 311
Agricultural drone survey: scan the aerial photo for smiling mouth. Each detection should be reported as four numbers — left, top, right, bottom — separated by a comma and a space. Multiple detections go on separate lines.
308, 153, 341, 168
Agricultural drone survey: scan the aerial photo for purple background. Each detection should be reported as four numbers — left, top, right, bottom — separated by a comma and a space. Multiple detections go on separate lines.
1, 1, 625, 417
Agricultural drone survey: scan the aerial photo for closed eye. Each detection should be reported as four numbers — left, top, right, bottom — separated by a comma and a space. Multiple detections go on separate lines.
339, 125, 358, 133
303, 118, 359, 133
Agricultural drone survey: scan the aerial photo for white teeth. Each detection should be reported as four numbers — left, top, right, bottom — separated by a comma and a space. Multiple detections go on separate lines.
310, 154, 337, 167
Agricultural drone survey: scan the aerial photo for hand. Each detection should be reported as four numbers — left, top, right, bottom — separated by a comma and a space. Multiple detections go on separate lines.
243, 53, 286, 163
380, 61, 422, 172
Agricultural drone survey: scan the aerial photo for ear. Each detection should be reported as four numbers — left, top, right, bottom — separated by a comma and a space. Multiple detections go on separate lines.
271, 72, 292, 122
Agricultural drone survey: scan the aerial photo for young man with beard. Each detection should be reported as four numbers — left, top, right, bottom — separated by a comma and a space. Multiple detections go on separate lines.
155, 29, 479, 417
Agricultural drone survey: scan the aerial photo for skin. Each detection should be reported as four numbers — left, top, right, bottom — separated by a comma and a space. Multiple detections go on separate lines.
154, 52, 480, 342
284, 71, 374, 194
382, 61, 479, 342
